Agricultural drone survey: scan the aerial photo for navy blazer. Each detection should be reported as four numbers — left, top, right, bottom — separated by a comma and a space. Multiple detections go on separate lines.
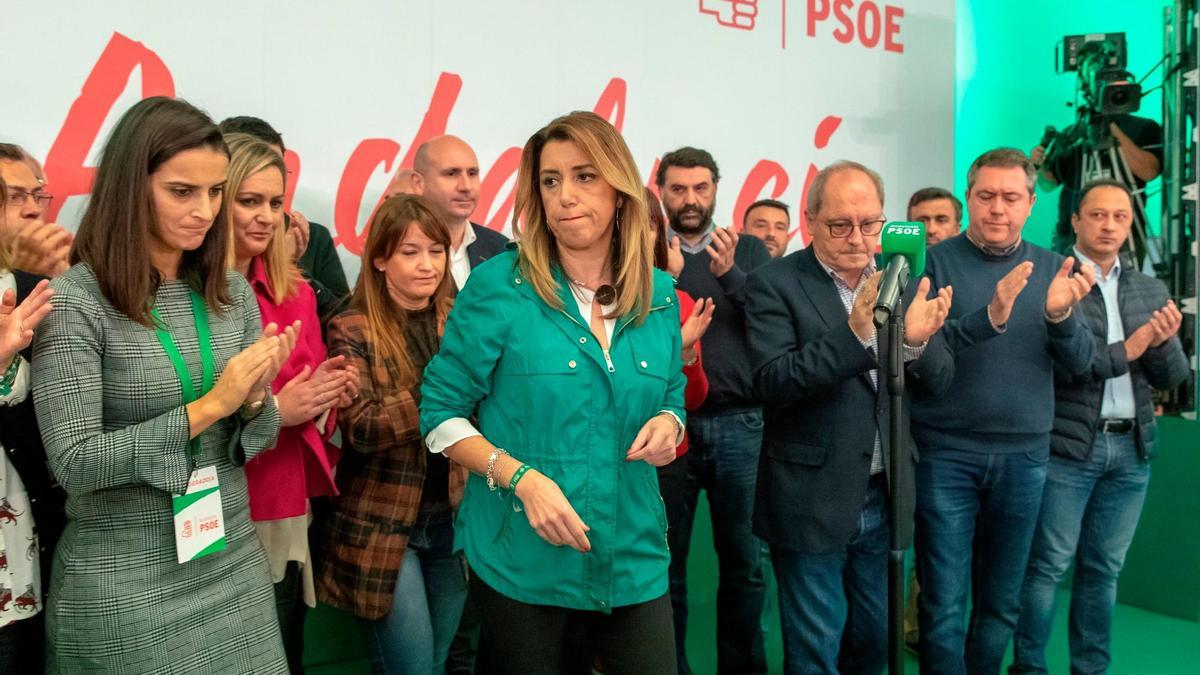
745, 248, 948, 554
466, 223, 509, 270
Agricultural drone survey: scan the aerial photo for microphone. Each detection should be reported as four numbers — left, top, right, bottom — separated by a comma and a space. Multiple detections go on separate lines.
873, 221, 927, 327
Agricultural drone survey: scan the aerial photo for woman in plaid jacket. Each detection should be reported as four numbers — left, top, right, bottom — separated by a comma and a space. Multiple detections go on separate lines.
316, 194, 468, 674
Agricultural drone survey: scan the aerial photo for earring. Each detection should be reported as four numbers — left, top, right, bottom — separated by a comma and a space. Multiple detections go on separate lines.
614, 205, 622, 231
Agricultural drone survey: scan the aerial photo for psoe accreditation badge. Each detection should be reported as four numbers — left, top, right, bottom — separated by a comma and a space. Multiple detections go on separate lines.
172, 465, 227, 563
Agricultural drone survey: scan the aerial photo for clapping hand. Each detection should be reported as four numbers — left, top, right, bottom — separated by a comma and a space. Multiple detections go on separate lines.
904, 278, 952, 346
0, 280, 53, 363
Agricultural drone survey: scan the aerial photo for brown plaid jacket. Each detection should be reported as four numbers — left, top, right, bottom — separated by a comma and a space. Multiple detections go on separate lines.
315, 310, 467, 620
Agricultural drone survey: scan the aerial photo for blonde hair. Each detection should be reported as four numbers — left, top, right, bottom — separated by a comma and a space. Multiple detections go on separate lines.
351, 194, 454, 385
512, 111, 654, 324
222, 133, 302, 300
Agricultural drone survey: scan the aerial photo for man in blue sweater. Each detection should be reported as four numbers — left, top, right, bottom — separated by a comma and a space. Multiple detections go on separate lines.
911, 148, 1097, 675
1012, 180, 1188, 674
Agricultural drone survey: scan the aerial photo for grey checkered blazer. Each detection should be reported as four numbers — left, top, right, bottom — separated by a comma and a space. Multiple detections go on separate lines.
32, 265, 287, 674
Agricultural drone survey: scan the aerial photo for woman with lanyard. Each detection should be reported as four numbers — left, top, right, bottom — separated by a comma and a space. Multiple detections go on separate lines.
318, 194, 468, 674
0, 176, 56, 672
222, 133, 355, 672
33, 97, 297, 673
419, 110, 686, 674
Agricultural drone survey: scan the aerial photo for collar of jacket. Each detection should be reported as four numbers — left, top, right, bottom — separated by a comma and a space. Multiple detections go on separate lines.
504, 251, 677, 353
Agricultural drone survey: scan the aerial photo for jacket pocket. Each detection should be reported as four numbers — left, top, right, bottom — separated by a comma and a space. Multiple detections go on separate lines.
766, 442, 828, 467
325, 510, 380, 548
509, 345, 586, 376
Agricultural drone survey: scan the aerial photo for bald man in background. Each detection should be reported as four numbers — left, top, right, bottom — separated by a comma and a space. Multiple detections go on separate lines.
384, 169, 416, 199
412, 136, 508, 291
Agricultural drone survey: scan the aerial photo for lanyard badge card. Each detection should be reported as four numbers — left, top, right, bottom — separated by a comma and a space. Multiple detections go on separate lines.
153, 291, 227, 563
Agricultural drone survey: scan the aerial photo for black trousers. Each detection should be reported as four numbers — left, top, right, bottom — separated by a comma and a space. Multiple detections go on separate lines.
1, 613, 44, 672
274, 561, 309, 674
472, 576, 676, 675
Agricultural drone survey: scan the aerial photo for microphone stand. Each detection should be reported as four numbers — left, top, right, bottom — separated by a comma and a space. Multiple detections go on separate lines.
875, 256, 911, 675
886, 306, 908, 675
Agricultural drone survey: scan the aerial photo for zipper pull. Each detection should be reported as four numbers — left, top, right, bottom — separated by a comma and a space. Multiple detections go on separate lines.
602, 348, 615, 373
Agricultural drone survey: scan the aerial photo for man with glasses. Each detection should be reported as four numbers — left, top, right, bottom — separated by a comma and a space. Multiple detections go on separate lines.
656, 146, 771, 674
911, 148, 1096, 674
745, 161, 952, 674
0, 144, 70, 277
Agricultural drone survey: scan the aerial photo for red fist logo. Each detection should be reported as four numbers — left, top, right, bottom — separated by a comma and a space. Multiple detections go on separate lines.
699, 0, 759, 30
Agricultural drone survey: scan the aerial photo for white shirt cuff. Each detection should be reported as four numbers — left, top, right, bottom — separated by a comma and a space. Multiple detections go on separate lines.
658, 410, 686, 445
425, 417, 482, 454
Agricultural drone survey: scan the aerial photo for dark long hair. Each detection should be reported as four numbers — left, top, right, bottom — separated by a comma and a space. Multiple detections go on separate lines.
72, 97, 231, 325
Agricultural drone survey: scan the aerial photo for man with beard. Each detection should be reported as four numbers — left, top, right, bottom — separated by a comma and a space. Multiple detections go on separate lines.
412, 136, 509, 292
656, 146, 772, 674
742, 198, 791, 258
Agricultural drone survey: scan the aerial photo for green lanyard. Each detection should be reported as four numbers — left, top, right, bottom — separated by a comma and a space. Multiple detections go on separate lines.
150, 289, 216, 466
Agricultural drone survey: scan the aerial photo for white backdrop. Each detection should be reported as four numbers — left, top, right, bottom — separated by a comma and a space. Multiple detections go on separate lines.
2, 0, 955, 280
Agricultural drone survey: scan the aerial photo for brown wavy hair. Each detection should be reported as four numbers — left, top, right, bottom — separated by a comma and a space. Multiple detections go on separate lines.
350, 194, 454, 385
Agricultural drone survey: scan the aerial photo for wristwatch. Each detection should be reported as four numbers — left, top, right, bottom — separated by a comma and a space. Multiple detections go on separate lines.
239, 390, 271, 420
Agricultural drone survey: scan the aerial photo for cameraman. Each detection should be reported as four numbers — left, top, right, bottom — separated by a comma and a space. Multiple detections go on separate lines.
1032, 113, 1162, 254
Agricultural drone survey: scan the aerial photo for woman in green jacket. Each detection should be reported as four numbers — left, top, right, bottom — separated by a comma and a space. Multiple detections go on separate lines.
419, 111, 686, 674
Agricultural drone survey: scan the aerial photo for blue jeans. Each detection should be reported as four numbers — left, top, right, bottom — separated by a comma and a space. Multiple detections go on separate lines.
357, 512, 468, 675
772, 476, 889, 675
915, 446, 1048, 675
1012, 431, 1150, 675
668, 408, 767, 674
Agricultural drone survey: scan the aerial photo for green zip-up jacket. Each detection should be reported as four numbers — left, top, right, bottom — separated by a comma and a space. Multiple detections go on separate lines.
420, 248, 685, 612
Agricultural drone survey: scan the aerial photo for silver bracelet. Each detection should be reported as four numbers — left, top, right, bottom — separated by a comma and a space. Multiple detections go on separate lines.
485, 447, 509, 492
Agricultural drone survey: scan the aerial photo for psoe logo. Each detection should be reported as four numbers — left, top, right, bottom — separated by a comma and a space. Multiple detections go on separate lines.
699, 0, 759, 30
886, 223, 922, 237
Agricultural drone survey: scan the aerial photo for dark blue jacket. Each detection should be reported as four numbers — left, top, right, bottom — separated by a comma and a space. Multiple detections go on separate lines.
1051, 265, 1189, 461
745, 248, 950, 554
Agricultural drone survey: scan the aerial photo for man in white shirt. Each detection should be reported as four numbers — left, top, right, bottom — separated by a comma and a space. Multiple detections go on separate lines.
412, 136, 508, 291
1012, 180, 1188, 675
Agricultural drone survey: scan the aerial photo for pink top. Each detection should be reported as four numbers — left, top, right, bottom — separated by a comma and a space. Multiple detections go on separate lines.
243, 256, 340, 521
